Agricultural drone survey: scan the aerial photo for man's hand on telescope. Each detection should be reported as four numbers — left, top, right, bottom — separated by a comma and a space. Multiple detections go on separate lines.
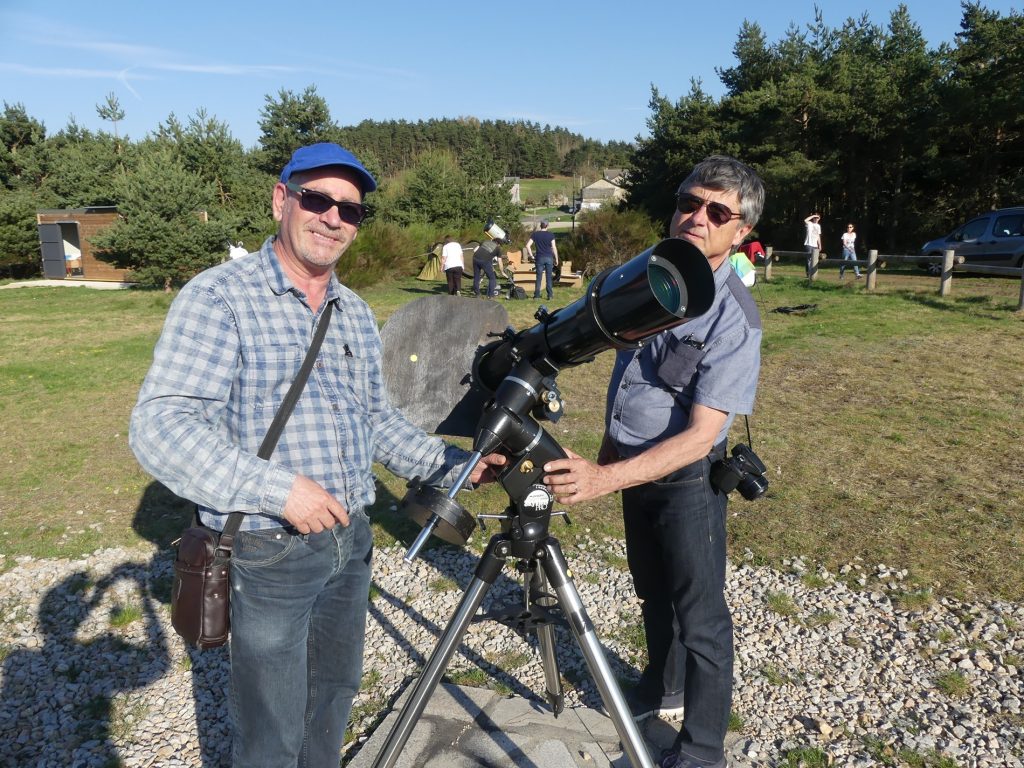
542, 448, 619, 504
283, 474, 350, 533
469, 452, 507, 485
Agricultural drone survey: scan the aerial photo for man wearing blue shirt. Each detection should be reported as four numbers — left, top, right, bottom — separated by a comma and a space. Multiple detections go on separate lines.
543, 156, 765, 768
524, 219, 559, 300
130, 143, 503, 768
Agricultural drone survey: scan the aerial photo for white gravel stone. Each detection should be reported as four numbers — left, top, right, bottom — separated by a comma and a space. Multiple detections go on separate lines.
1, 541, 1022, 767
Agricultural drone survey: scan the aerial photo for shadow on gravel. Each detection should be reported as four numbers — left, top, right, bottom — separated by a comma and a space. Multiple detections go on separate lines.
0, 561, 169, 765
134, 481, 231, 768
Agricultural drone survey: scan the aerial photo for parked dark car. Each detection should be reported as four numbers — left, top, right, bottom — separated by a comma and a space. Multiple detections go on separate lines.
920, 207, 1024, 274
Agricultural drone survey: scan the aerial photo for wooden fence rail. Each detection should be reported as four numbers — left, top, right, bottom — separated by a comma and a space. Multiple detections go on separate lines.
762, 247, 1024, 311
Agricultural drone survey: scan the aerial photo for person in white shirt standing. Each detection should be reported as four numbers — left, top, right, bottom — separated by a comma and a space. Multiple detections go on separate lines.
803, 213, 822, 276
440, 235, 465, 295
840, 223, 861, 279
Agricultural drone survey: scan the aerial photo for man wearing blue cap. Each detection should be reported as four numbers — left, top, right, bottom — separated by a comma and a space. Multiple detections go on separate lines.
130, 143, 504, 767
524, 219, 559, 300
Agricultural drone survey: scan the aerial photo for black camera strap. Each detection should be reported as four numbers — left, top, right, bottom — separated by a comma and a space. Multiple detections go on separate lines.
742, 414, 755, 449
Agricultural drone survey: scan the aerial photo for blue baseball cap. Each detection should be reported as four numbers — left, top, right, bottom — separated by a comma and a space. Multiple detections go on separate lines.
279, 143, 377, 194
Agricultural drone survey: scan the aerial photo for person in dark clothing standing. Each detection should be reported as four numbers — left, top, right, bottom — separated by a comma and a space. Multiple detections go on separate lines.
473, 237, 502, 297
524, 220, 559, 300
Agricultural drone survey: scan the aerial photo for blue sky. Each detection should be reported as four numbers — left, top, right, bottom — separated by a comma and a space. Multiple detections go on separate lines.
1, 1, 1019, 149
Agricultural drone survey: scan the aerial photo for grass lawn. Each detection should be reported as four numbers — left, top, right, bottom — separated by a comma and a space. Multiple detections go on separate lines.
518, 177, 578, 206
1, 264, 1022, 601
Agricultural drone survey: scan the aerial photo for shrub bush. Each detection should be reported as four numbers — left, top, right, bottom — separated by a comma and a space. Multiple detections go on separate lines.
559, 207, 662, 276
337, 220, 439, 289
0, 189, 43, 279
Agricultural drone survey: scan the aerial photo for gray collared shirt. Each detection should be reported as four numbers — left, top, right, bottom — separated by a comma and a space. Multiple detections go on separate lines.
605, 262, 762, 458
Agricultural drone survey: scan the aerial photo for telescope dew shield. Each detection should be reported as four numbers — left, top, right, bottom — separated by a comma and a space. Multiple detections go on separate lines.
544, 238, 714, 364
475, 238, 715, 391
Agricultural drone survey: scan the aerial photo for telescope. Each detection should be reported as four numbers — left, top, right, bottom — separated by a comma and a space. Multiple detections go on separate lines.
373, 237, 715, 768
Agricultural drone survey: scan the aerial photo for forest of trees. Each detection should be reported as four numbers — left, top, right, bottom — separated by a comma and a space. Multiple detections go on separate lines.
624, 3, 1023, 256
0, 84, 630, 285
0, 2, 1020, 287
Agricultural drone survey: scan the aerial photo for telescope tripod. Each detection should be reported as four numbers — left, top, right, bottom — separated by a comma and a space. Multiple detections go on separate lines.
369, 528, 654, 768
370, 351, 664, 767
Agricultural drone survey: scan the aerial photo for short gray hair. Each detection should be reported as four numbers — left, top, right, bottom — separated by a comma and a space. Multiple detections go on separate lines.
678, 155, 765, 227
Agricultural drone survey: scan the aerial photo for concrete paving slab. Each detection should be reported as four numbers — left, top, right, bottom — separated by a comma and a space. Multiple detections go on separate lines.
347, 682, 683, 768
347, 681, 746, 768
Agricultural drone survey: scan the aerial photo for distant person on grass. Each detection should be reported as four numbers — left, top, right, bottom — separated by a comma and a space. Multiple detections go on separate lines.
441, 234, 464, 295
840, 223, 860, 279
473, 236, 502, 298
130, 142, 504, 768
524, 219, 559, 300
803, 212, 822, 276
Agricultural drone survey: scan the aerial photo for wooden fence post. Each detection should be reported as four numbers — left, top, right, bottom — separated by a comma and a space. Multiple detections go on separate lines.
1017, 268, 1024, 312
764, 246, 773, 282
808, 247, 819, 283
866, 250, 878, 291
939, 249, 955, 297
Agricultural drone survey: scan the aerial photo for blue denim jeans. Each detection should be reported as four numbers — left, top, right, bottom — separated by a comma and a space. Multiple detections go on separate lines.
839, 246, 860, 277
622, 453, 731, 765
228, 516, 373, 768
534, 258, 554, 299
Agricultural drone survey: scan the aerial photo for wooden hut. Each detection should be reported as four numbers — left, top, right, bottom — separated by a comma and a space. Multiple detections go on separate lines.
36, 207, 132, 282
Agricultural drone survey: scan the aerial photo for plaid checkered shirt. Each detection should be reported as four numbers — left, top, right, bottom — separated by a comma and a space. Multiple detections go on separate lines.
130, 237, 470, 531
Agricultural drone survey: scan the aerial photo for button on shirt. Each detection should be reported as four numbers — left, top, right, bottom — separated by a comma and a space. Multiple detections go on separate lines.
130, 237, 470, 531
605, 264, 761, 459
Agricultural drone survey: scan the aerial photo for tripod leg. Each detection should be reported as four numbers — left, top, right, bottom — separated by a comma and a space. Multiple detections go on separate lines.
370, 539, 506, 768
540, 539, 654, 768
527, 562, 564, 715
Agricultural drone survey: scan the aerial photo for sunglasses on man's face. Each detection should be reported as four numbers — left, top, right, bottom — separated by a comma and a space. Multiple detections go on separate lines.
285, 182, 368, 226
675, 192, 742, 227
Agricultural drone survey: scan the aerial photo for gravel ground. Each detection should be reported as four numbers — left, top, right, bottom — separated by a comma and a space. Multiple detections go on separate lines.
1, 536, 1021, 768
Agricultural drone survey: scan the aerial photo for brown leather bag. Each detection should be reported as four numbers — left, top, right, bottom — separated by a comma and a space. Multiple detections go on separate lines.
169, 303, 333, 649
171, 525, 232, 648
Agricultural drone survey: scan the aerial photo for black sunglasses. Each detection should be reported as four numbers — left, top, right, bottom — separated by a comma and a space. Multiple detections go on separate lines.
675, 192, 742, 227
285, 182, 368, 226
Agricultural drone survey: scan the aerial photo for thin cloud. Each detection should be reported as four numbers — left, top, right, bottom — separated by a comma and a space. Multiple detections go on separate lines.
51, 39, 171, 60
154, 62, 297, 76
117, 69, 142, 100
0, 62, 155, 80
5, 11, 419, 85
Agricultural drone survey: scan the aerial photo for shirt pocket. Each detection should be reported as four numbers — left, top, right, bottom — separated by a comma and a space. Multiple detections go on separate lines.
333, 351, 372, 411
655, 335, 708, 389
242, 343, 304, 413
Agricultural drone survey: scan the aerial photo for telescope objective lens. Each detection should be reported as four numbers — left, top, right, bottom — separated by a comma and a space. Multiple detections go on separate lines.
648, 261, 685, 315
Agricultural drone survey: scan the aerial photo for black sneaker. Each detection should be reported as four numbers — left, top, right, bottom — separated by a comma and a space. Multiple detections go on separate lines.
658, 750, 727, 768
626, 688, 685, 722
